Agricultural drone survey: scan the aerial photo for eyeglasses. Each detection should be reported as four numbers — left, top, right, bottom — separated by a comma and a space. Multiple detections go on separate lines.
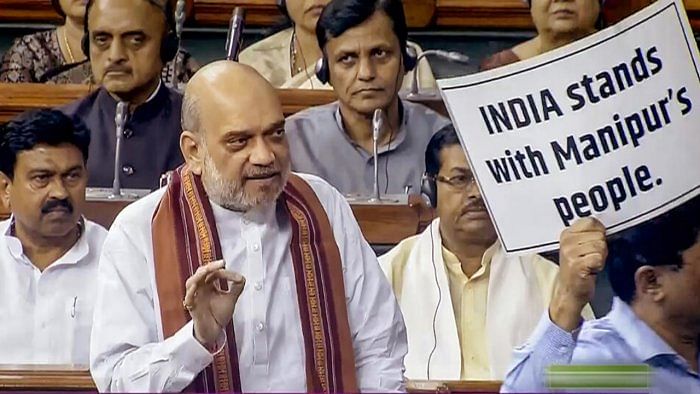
435, 173, 477, 190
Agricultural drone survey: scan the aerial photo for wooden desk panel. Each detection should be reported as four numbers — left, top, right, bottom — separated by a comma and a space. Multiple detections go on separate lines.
0, 0, 61, 23
192, 0, 436, 27
408, 379, 502, 393
0, 367, 498, 393
0, 365, 95, 391
685, 0, 700, 30
435, 0, 532, 30
0, 83, 446, 122
0, 0, 194, 23
0, 84, 92, 122
75, 195, 434, 245
0, 83, 335, 121
0, 194, 434, 245
4, 0, 683, 30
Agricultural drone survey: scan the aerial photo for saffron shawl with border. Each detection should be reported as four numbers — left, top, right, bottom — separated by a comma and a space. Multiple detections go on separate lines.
151, 165, 358, 392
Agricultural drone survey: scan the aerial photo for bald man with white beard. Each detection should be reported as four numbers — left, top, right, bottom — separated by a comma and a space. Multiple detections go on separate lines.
89, 61, 407, 393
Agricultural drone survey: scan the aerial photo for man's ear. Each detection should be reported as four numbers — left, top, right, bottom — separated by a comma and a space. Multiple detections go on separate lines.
635, 265, 664, 302
0, 171, 11, 212
180, 130, 204, 175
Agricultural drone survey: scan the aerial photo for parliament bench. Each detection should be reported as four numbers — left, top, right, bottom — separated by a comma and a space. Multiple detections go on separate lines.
0, 365, 501, 392
0, 83, 447, 122
0, 0, 672, 30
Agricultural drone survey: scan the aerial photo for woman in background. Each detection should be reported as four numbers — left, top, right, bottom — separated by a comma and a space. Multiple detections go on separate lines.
480, 0, 604, 71
239, 0, 437, 90
0, 0, 198, 87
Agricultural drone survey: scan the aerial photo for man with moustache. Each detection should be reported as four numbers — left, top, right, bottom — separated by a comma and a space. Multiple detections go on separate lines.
89, 61, 407, 392
0, 109, 107, 364
379, 125, 593, 380
63, 0, 184, 190
239, 0, 436, 90
284, 0, 450, 195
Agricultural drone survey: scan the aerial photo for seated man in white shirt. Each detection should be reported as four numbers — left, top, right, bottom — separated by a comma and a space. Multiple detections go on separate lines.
89, 60, 407, 393
284, 0, 451, 196
379, 125, 593, 380
0, 109, 108, 365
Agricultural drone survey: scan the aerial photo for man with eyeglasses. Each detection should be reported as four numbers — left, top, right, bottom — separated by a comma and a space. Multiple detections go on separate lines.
379, 124, 593, 381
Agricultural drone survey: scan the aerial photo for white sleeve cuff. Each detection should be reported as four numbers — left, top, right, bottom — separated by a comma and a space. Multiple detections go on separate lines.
161, 321, 221, 375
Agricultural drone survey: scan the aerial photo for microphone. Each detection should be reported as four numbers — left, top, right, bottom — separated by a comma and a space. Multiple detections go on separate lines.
112, 101, 128, 197
408, 50, 470, 98
170, 0, 186, 88
225, 7, 246, 61
175, 0, 186, 39
371, 108, 384, 202
38, 60, 89, 83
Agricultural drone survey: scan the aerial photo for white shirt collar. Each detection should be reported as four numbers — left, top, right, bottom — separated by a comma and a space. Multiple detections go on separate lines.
144, 79, 163, 103
1, 217, 89, 269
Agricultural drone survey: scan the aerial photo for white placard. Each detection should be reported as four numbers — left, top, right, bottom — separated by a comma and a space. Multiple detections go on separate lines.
439, 0, 700, 254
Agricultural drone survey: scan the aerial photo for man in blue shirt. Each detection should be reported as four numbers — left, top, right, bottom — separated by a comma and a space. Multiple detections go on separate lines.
502, 196, 700, 393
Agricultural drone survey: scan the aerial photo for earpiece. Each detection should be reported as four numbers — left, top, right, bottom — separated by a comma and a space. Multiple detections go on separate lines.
420, 172, 437, 208
403, 45, 417, 73
81, 0, 180, 63
314, 56, 330, 84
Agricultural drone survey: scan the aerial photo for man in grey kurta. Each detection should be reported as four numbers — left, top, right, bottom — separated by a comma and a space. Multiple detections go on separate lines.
62, 0, 184, 190
286, 100, 450, 195
285, 0, 451, 196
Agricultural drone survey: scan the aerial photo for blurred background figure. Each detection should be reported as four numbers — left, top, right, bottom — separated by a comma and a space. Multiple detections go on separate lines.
480, 0, 604, 71
0, 0, 198, 87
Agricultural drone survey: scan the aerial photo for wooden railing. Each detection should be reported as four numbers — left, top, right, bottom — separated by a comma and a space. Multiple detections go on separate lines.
0, 195, 434, 245
0, 366, 499, 393
0, 83, 446, 122
0, 83, 337, 121
409, 380, 502, 393
0, 0, 675, 30
0, 365, 95, 391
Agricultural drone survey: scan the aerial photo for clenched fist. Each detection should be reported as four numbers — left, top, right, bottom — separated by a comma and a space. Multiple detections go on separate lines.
550, 218, 607, 331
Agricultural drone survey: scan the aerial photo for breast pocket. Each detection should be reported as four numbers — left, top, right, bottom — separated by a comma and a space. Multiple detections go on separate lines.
63, 297, 93, 366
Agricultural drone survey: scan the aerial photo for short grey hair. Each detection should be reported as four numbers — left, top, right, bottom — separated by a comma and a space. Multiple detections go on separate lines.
181, 90, 200, 133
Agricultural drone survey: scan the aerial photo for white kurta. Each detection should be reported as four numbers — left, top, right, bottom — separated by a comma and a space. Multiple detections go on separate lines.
379, 219, 593, 380
89, 173, 408, 392
0, 218, 107, 365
